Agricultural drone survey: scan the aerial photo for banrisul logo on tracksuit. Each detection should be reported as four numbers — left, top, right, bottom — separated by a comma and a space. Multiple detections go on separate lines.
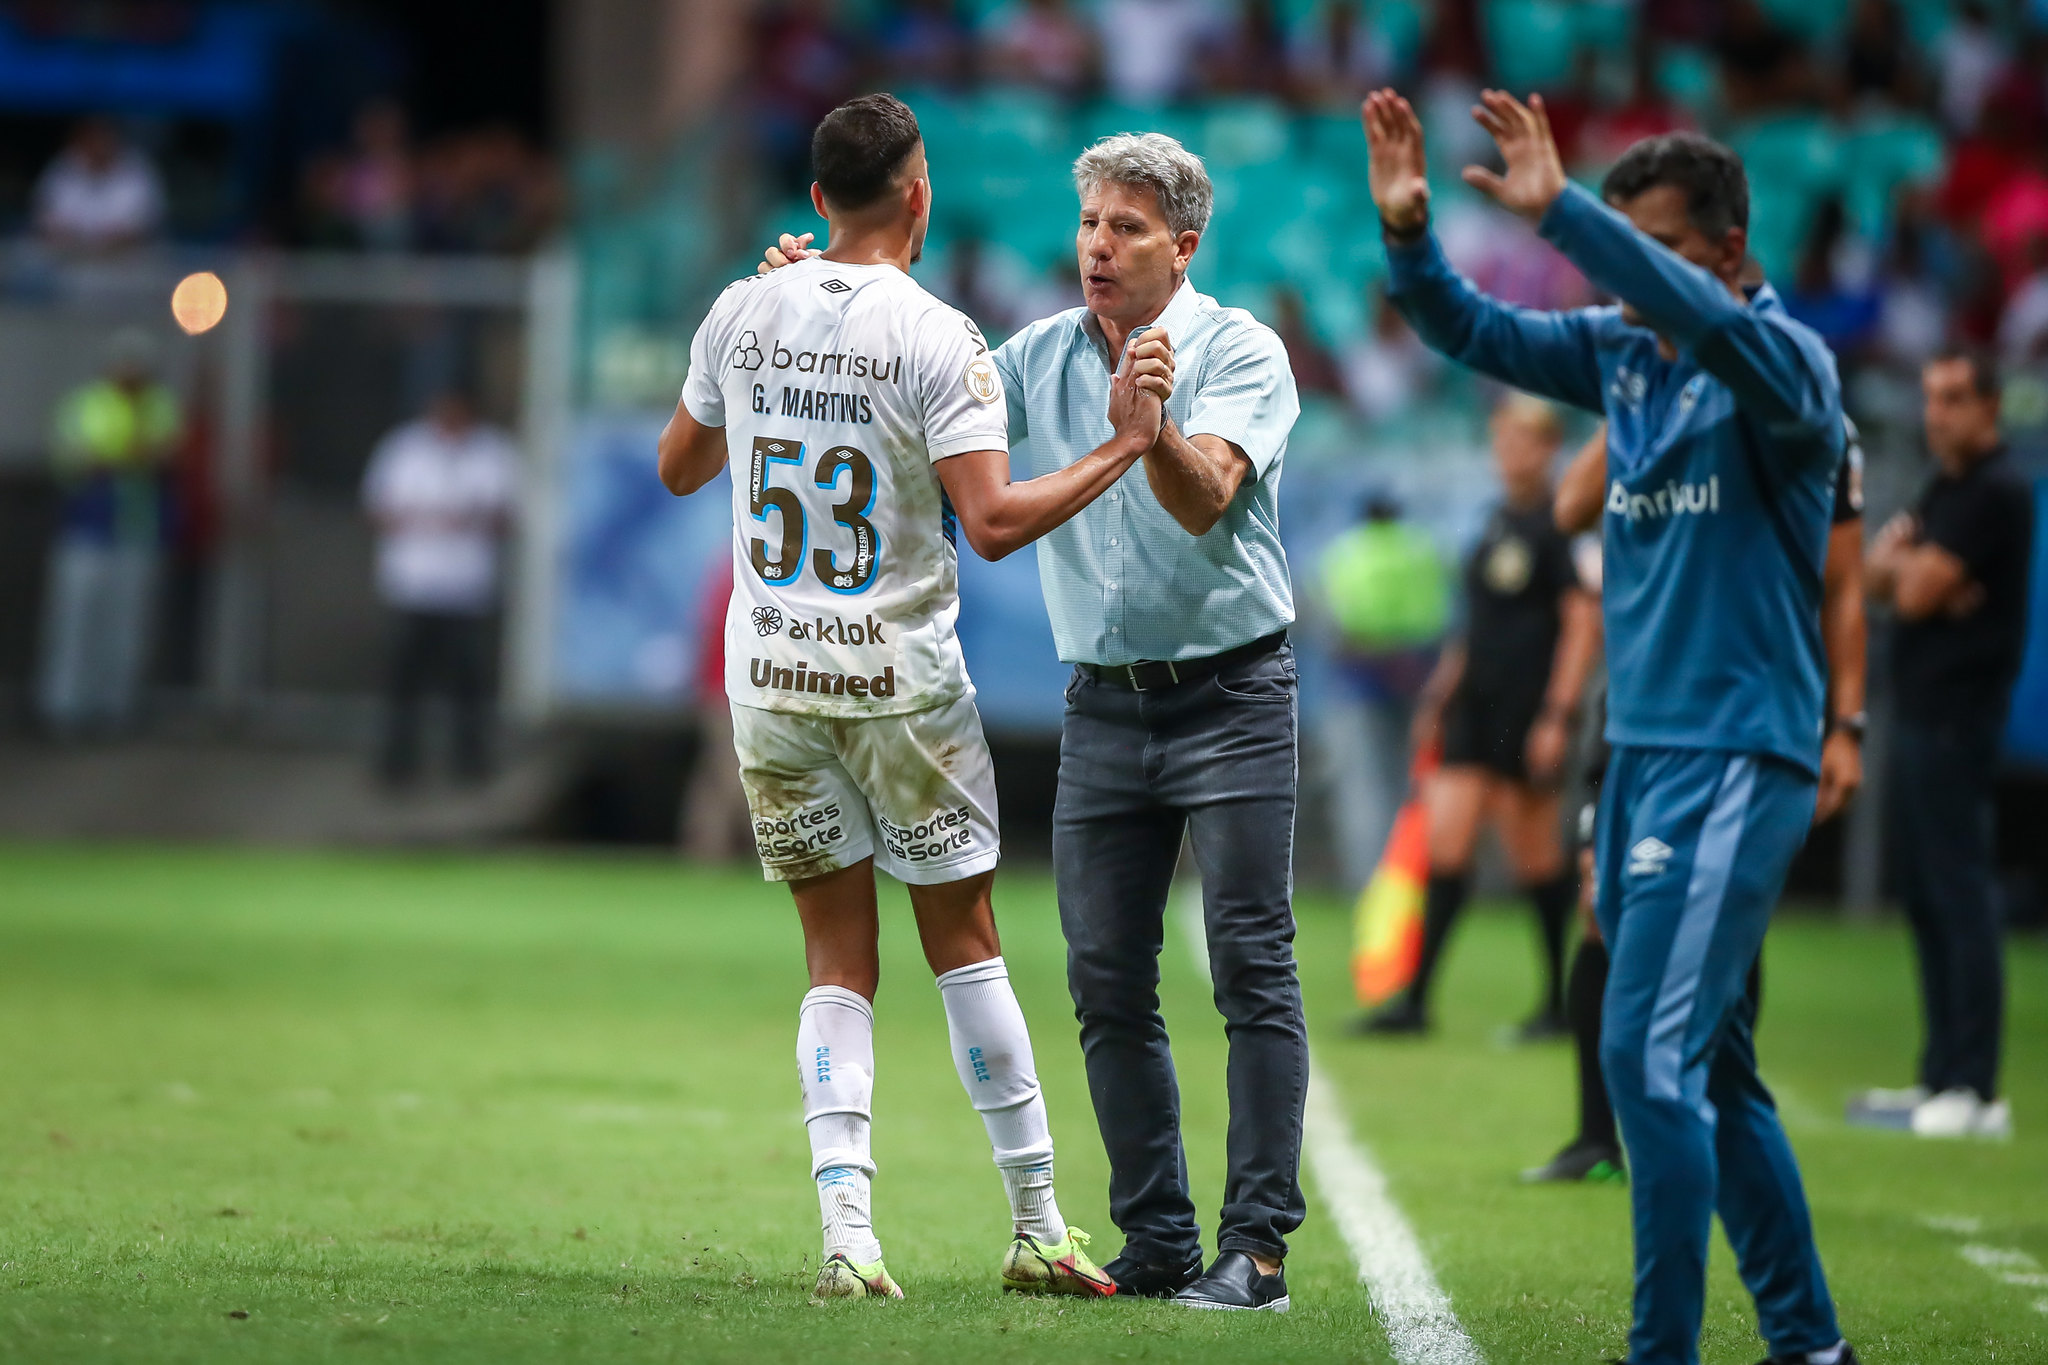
1607, 476, 1719, 523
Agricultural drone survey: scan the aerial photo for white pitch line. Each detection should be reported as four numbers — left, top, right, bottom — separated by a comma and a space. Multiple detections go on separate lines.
1173, 885, 1483, 1365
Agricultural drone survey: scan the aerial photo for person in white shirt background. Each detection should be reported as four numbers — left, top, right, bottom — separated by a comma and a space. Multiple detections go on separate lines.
360, 384, 520, 787
34, 117, 165, 254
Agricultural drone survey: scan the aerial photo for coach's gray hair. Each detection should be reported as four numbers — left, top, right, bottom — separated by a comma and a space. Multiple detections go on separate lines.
1072, 133, 1214, 238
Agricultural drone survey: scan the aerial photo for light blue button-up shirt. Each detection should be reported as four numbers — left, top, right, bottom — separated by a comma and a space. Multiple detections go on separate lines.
992, 278, 1299, 667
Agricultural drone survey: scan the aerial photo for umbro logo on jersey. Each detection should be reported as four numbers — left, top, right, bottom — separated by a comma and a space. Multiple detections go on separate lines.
732, 331, 766, 371
1627, 837, 1674, 877
1609, 367, 1647, 410
819, 277, 851, 295
752, 606, 784, 637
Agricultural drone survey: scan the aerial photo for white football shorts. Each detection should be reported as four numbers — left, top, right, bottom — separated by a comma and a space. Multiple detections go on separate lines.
729, 691, 1001, 885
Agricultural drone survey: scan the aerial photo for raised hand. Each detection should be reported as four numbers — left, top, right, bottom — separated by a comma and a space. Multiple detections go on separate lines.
1462, 90, 1568, 224
1107, 342, 1164, 453
757, 231, 820, 275
1362, 89, 1431, 237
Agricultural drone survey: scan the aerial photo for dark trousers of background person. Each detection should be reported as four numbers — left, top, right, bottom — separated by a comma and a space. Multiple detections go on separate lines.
381, 609, 494, 785
1892, 712, 2006, 1101
1053, 639, 1310, 1266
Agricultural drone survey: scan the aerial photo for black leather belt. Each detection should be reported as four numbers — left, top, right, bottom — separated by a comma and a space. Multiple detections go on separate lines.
1080, 630, 1287, 693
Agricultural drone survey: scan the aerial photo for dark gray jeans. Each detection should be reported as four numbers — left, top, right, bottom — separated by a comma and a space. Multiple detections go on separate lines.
1053, 639, 1309, 1264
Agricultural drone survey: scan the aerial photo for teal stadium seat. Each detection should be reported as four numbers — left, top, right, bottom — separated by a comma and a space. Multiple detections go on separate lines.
1755, 0, 1849, 42
1483, 0, 1581, 96
1840, 112, 1946, 244
1655, 44, 1721, 120
1727, 113, 1845, 278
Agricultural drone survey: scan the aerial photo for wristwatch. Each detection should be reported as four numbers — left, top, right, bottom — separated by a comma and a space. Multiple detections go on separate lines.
1829, 712, 1868, 743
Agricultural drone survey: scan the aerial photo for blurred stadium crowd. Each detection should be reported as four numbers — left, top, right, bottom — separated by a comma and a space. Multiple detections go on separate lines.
0, 3, 557, 257
576, 0, 2048, 465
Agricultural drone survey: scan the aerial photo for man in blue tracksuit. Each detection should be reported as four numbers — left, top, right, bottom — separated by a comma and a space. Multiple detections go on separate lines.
1363, 89, 1856, 1365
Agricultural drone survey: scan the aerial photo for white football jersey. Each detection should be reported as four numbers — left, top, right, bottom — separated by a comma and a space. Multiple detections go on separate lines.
681, 256, 1007, 717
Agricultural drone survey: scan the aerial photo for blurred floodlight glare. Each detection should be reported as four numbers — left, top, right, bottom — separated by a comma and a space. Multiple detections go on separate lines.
171, 271, 228, 335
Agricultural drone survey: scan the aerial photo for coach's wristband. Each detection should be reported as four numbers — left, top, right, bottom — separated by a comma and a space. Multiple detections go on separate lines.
1829, 712, 1868, 743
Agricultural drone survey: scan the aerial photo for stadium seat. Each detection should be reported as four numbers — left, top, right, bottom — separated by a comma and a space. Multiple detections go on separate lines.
1840, 112, 1947, 244
1755, 0, 1850, 42
1482, 0, 1580, 96
1728, 113, 1845, 277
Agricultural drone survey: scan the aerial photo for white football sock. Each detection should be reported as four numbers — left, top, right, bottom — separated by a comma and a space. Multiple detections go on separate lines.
935, 957, 1066, 1244
797, 985, 882, 1263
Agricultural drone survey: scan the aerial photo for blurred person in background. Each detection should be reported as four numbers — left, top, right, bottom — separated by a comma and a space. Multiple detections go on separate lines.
985, 0, 1098, 97
678, 555, 751, 861
1200, 0, 1288, 98
38, 328, 180, 736
1314, 489, 1449, 894
319, 98, 416, 252
876, 0, 975, 91
1270, 286, 1341, 397
1936, 1, 2004, 134
1098, 0, 1212, 106
1840, 0, 1922, 109
1858, 346, 2034, 1141
361, 385, 521, 788
1286, 0, 1392, 110
33, 116, 164, 253
1361, 394, 1598, 1040
1341, 286, 1440, 421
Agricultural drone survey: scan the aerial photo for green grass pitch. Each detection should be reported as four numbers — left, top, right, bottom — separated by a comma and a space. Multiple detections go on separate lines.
0, 843, 2042, 1363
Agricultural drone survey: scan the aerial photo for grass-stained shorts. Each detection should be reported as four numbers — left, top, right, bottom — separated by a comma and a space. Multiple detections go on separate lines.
730, 691, 1001, 886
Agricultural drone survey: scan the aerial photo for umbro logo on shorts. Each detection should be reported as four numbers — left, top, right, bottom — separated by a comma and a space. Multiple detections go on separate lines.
1628, 837, 1674, 878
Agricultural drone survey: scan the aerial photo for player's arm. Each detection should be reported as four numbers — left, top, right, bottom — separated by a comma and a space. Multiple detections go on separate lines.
935, 345, 1165, 561
659, 294, 740, 496
1363, 90, 1607, 414
1555, 424, 1607, 533
657, 396, 727, 496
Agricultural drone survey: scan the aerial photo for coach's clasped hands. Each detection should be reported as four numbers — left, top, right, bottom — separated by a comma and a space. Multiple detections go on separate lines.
1108, 332, 1174, 455
1363, 86, 1569, 236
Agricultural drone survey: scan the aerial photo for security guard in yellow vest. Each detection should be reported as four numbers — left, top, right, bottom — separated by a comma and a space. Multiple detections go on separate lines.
39, 328, 181, 733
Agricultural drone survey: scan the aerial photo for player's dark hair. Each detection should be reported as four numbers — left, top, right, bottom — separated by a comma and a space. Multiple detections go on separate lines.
812, 94, 923, 211
1601, 132, 1749, 239
1930, 342, 2002, 399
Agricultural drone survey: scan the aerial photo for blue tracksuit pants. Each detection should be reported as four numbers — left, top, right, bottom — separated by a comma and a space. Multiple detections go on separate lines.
1595, 745, 1841, 1365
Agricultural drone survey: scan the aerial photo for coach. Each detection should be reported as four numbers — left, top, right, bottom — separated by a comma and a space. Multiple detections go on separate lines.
993, 133, 1306, 1312
775, 132, 1307, 1308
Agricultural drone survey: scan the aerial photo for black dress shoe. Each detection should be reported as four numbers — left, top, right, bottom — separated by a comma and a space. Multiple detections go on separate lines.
1102, 1251, 1202, 1298
1173, 1250, 1289, 1312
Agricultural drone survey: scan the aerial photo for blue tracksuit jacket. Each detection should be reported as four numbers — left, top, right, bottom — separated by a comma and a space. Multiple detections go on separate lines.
1386, 183, 1844, 776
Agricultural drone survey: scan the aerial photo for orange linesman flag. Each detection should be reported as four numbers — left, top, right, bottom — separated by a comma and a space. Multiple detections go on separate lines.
1351, 753, 1434, 1006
